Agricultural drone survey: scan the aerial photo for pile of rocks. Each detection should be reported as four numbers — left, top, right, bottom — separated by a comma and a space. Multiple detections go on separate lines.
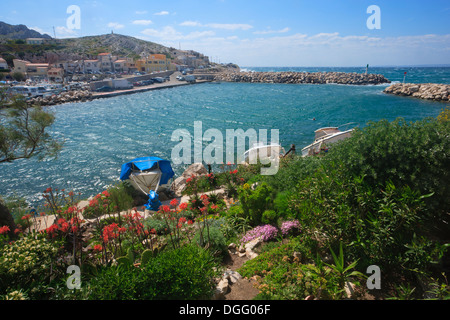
28, 90, 94, 106
212, 239, 262, 300
383, 83, 450, 102
214, 71, 391, 85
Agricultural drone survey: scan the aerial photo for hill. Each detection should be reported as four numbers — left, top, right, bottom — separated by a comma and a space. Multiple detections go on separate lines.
0, 21, 52, 40
0, 29, 210, 67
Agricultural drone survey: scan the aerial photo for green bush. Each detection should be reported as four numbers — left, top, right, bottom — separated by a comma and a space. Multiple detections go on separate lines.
0, 234, 62, 299
238, 182, 275, 226
87, 245, 219, 300
194, 226, 228, 257
326, 117, 450, 232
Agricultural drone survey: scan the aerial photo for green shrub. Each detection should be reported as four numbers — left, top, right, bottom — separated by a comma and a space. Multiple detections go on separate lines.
238, 182, 275, 226
194, 226, 228, 257
88, 245, 219, 300
0, 234, 62, 299
326, 117, 450, 232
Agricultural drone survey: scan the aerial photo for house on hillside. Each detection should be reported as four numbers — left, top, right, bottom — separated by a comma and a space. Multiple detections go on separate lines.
13, 59, 49, 79
47, 68, 64, 82
135, 54, 176, 73
0, 58, 9, 70
113, 59, 128, 73
97, 53, 117, 72
83, 60, 100, 73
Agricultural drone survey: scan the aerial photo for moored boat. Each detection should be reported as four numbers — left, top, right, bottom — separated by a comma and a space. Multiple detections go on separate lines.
119, 157, 175, 195
301, 124, 355, 157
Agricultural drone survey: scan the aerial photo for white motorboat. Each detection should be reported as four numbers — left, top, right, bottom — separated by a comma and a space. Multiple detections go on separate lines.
243, 142, 286, 164
301, 124, 355, 157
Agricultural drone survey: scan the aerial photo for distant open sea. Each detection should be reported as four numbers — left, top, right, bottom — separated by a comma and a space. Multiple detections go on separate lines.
1, 66, 449, 206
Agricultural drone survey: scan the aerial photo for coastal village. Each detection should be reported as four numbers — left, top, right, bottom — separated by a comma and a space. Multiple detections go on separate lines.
0, 20, 449, 304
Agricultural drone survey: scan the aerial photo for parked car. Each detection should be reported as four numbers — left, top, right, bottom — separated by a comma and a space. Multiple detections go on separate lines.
151, 77, 165, 83
96, 86, 113, 92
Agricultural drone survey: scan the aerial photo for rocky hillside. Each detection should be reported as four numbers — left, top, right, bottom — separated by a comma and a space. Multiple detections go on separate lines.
0, 21, 52, 41
0, 30, 210, 67
54, 33, 175, 60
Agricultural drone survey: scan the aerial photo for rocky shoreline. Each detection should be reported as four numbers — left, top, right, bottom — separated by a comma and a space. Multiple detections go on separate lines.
383, 83, 450, 102
27, 90, 94, 106
214, 71, 391, 85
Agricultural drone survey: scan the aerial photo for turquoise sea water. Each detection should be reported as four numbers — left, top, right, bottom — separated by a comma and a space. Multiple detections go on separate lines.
1, 67, 448, 206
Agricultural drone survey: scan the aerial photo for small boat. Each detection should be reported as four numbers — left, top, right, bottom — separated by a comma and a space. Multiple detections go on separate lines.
243, 142, 286, 164
301, 124, 355, 157
119, 157, 175, 195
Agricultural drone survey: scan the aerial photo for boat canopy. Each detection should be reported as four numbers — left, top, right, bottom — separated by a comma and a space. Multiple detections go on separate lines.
120, 157, 175, 185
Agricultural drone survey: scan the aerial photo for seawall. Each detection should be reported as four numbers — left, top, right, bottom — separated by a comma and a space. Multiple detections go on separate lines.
214, 71, 391, 85
383, 83, 450, 102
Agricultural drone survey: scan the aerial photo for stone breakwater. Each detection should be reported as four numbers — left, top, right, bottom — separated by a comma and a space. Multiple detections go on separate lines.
27, 90, 94, 106
214, 71, 391, 85
383, 83, 450, 102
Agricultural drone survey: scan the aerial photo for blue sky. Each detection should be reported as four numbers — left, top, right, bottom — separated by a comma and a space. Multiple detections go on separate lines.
1, 0, 449, 66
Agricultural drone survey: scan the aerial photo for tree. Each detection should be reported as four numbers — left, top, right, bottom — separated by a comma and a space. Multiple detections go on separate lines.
12, 71, 26, 82
0, 89, 62, 237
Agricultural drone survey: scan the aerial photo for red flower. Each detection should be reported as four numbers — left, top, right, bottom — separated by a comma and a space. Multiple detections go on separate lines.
188, 220, 194, 225
93, 244, 103, 252
170, 198, 179, 207
44, 187, 52, 193
178, 217, 187, 224
102, 190, 110, 197
160, 205, 171, 213
0, 226, 10, 235
179, 202, 188, 210
200, 194, 209, 200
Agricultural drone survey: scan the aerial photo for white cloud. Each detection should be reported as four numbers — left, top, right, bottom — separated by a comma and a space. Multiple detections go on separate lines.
108, 22, 125, 29
179, 21, 253, 31
133, 20, 153, 26
55, 26, 77, 38
165, 32, 450, 67
206, 23, 253, 31
141, 26, 215, 41
154, 11, 169, 16
136, 10, 148, 15
29, 26, 45, 34
253, 27, 290, 35
180, 21, 202, 27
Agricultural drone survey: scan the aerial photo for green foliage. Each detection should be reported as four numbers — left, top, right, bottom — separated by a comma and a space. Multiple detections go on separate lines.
238, 182, 275, 226
0, 234, 62, 299
88, 245, 219, 300
194, 226, 227, 257
140, 249, 154, 265
0, 95, 62, 163
326, 117, 450, 227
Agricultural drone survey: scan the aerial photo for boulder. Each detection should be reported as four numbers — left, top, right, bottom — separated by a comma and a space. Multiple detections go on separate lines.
171, 163, 208, 196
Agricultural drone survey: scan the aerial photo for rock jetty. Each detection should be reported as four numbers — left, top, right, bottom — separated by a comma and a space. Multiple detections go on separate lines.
27, 90, 94, 106
383, 83, 450, 102
214, 71, 391, 85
